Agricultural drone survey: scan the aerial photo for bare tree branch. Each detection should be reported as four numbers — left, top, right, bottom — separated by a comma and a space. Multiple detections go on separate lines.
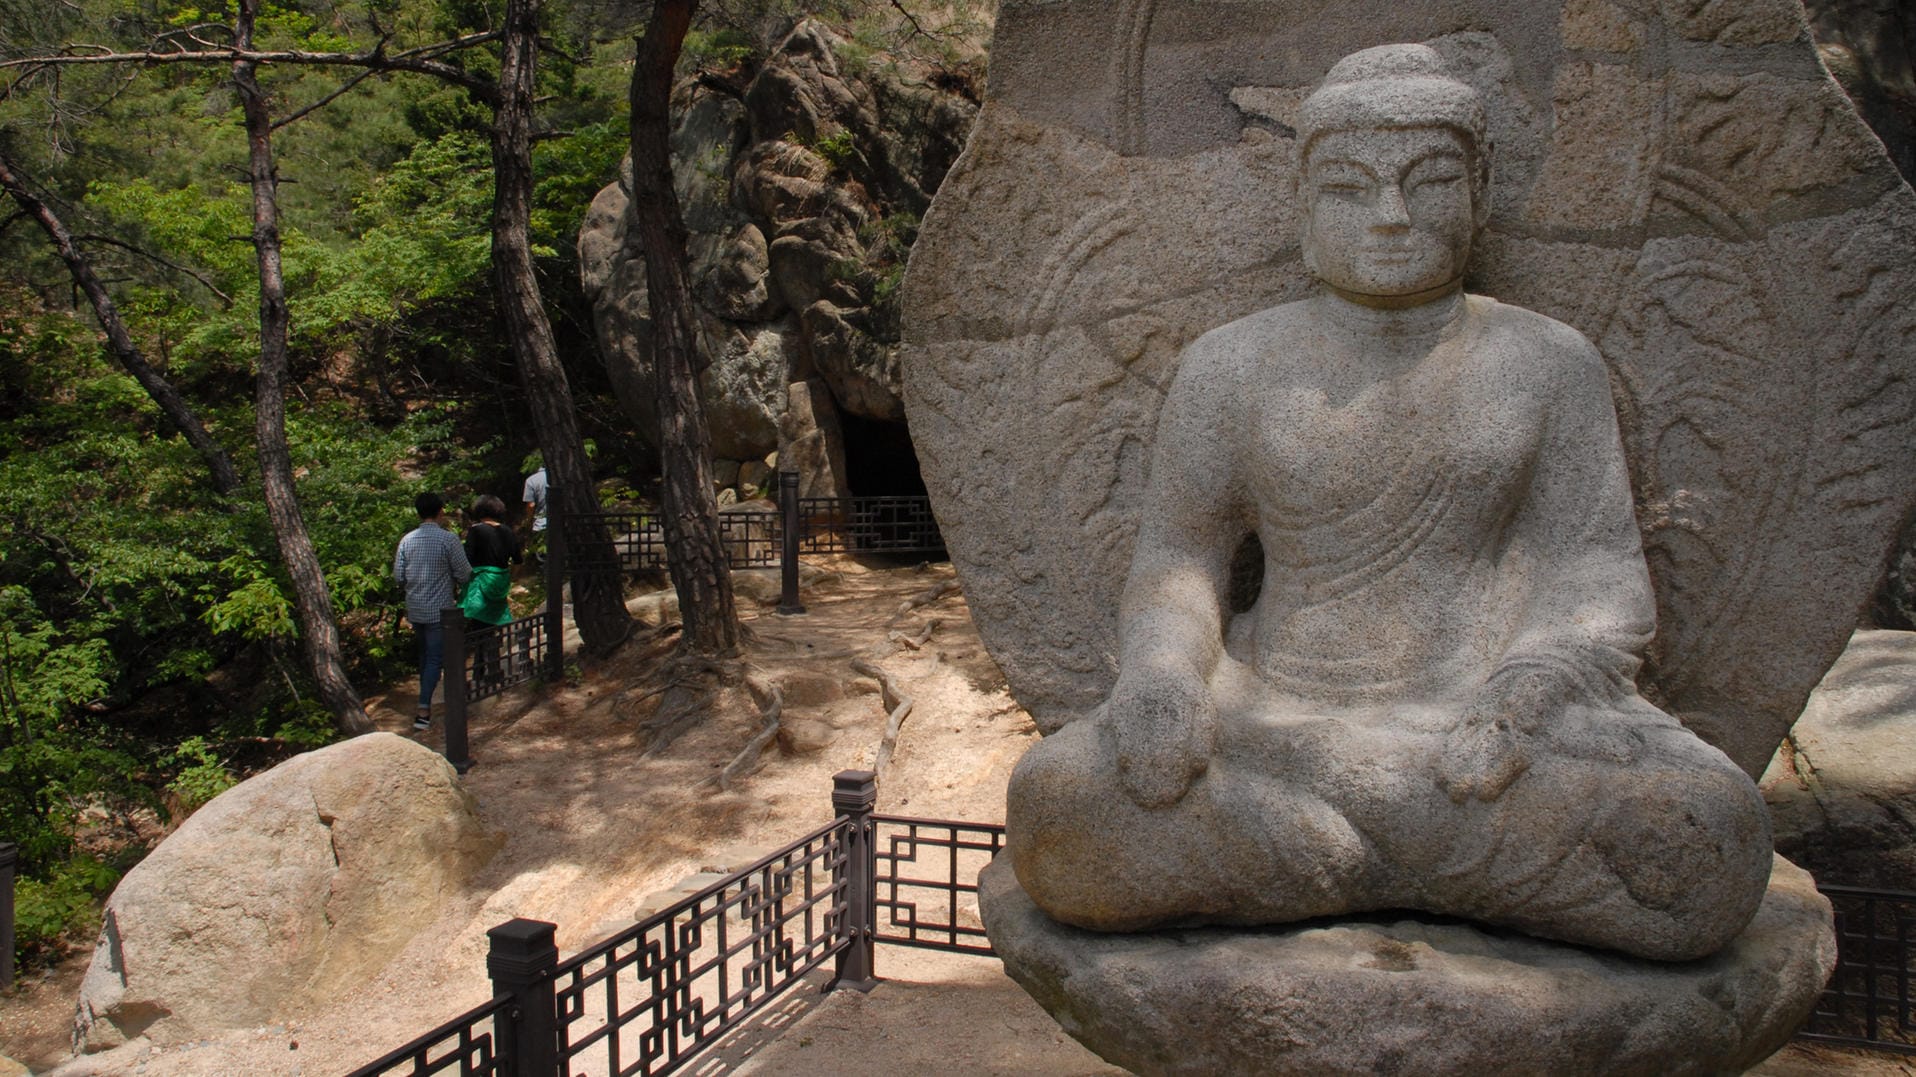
534, 35, 586, 67
887, 0, 931, 39
73, 232, 233, 306
271, 65, 379, 130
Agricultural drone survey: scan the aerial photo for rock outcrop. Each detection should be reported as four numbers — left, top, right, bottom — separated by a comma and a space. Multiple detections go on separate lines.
74, 733, 502, 1051
579, 15, 981, 499
1763, 629, 1916, 889
1806, 0, 1916, 182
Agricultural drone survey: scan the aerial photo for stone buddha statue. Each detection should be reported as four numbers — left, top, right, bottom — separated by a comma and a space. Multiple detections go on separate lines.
1003, 44, 1774, 963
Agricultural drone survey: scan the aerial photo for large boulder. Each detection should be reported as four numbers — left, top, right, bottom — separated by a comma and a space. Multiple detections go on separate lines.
1763, 629, 1916, 889
74, 733, 501, 1050
801, 300, 906, 422
697, 315, 796, 461
778, 377, 851, 500
1805, 2, 1916, 631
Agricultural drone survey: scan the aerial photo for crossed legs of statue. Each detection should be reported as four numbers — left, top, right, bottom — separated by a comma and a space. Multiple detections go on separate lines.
1005, 675, 1773, 962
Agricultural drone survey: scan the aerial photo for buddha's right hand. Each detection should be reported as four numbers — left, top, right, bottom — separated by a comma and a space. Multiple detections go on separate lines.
1110, 668, 1218, 808
1436, 667, 1564, 803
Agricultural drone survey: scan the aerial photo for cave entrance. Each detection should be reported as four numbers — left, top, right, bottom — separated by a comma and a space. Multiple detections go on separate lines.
839, 412, 927, 499
835, 411, 945, 559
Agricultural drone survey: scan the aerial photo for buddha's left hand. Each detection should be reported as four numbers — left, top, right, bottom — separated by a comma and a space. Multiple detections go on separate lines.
1435, 667, 1568, 803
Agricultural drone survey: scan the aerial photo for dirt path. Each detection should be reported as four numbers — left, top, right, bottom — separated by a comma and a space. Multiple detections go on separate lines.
3, 560, 1907, 1075
25, 559, 1068, 1075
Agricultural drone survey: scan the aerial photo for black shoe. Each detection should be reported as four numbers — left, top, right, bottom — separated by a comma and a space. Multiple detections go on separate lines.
413, 713, 432, 731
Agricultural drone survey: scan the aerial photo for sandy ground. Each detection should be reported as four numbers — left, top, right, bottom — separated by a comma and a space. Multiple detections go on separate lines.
0, 560, 1908, 1075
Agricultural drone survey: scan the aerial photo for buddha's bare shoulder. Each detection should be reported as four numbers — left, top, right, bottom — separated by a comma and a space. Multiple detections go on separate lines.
1174, 300, 1320, 379
1468, 295, 1610, 394
1470, 295, 1603, 361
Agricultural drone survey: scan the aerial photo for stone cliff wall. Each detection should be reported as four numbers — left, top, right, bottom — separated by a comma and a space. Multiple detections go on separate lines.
579, 17, 982, 501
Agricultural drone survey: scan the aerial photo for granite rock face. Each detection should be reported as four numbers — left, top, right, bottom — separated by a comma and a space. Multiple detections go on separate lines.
74, 733, 501, 1050
901, 0, 1916, 777
980, 855, 1836, 1077
580, 17, 980, 495
1805, 0, 1916, 182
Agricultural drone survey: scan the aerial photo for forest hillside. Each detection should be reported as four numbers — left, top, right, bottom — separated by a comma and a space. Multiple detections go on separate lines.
0, 0, 989, 974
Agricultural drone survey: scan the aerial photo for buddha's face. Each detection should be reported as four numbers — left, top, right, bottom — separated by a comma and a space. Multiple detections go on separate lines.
1301, 126, 1480, 303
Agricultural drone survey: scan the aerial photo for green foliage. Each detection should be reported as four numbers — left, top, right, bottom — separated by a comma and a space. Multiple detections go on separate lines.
803, 128, 861, 173
683, 28, 757, 69
200, 562, 299, 642
13, 855, 119, 963
532, 117, 631, 253
0, 0, 921, 976
164, 736, 236, 813
272, 700, 339, 749
299, 132, 496, 336
0, 704, 147, 878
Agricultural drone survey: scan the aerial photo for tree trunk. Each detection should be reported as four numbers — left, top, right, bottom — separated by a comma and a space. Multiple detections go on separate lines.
491, 0, 632, 654
234, 0, 373, 735
0, 152, 242, 495
629, 0, 740, 656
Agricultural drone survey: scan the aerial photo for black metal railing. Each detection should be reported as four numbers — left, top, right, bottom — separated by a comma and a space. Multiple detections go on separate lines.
555, 816, 852, 1076
343, 994, 512, 1077
794, 496, 945, 558
559, 507, 784, 575
438, 608, 558, 776
0, 840, 14, 990
432, 516, 567, 774
554, 482, 943, 579
345, 771, 919, 1077
870, 815, 1005, 954
1799, 884, 1916, 1054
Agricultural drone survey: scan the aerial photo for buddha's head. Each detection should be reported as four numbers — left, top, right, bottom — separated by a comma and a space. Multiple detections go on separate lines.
1295, 45, 1490, 306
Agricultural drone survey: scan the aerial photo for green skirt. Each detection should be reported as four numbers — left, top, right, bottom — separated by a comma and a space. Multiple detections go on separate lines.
460, 565, 513, 626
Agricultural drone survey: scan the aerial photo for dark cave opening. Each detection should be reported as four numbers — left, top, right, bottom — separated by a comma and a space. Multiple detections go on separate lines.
836, 410, 945, 558
839, 411, 929, 499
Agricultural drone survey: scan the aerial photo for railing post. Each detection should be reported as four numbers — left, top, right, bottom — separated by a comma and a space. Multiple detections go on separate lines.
544, 485, 566, 682
487, 918, 559, 1077
442, 608, 473, 775
777, 470, 806, 616
0, 841, 15, 990
828, 769, 877, 992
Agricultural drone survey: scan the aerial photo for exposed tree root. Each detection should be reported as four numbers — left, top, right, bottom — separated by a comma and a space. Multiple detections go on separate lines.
701, 673, 784, 793
887, 617, 941, 651
852, 658, 915, 782
887, 579, 959, 626
634, 653, 735, 757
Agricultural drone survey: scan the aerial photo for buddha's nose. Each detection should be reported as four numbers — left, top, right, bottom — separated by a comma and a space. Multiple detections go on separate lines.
1372, 185, 1412, 230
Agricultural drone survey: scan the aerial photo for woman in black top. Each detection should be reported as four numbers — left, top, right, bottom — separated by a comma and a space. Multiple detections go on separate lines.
461, 494, 522, 686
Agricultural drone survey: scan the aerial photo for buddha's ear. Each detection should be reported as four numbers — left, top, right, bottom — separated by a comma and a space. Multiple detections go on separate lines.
1297, 197, 1320, 278
1472, 141, 1495, 232
1291, 139, 1314, 274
